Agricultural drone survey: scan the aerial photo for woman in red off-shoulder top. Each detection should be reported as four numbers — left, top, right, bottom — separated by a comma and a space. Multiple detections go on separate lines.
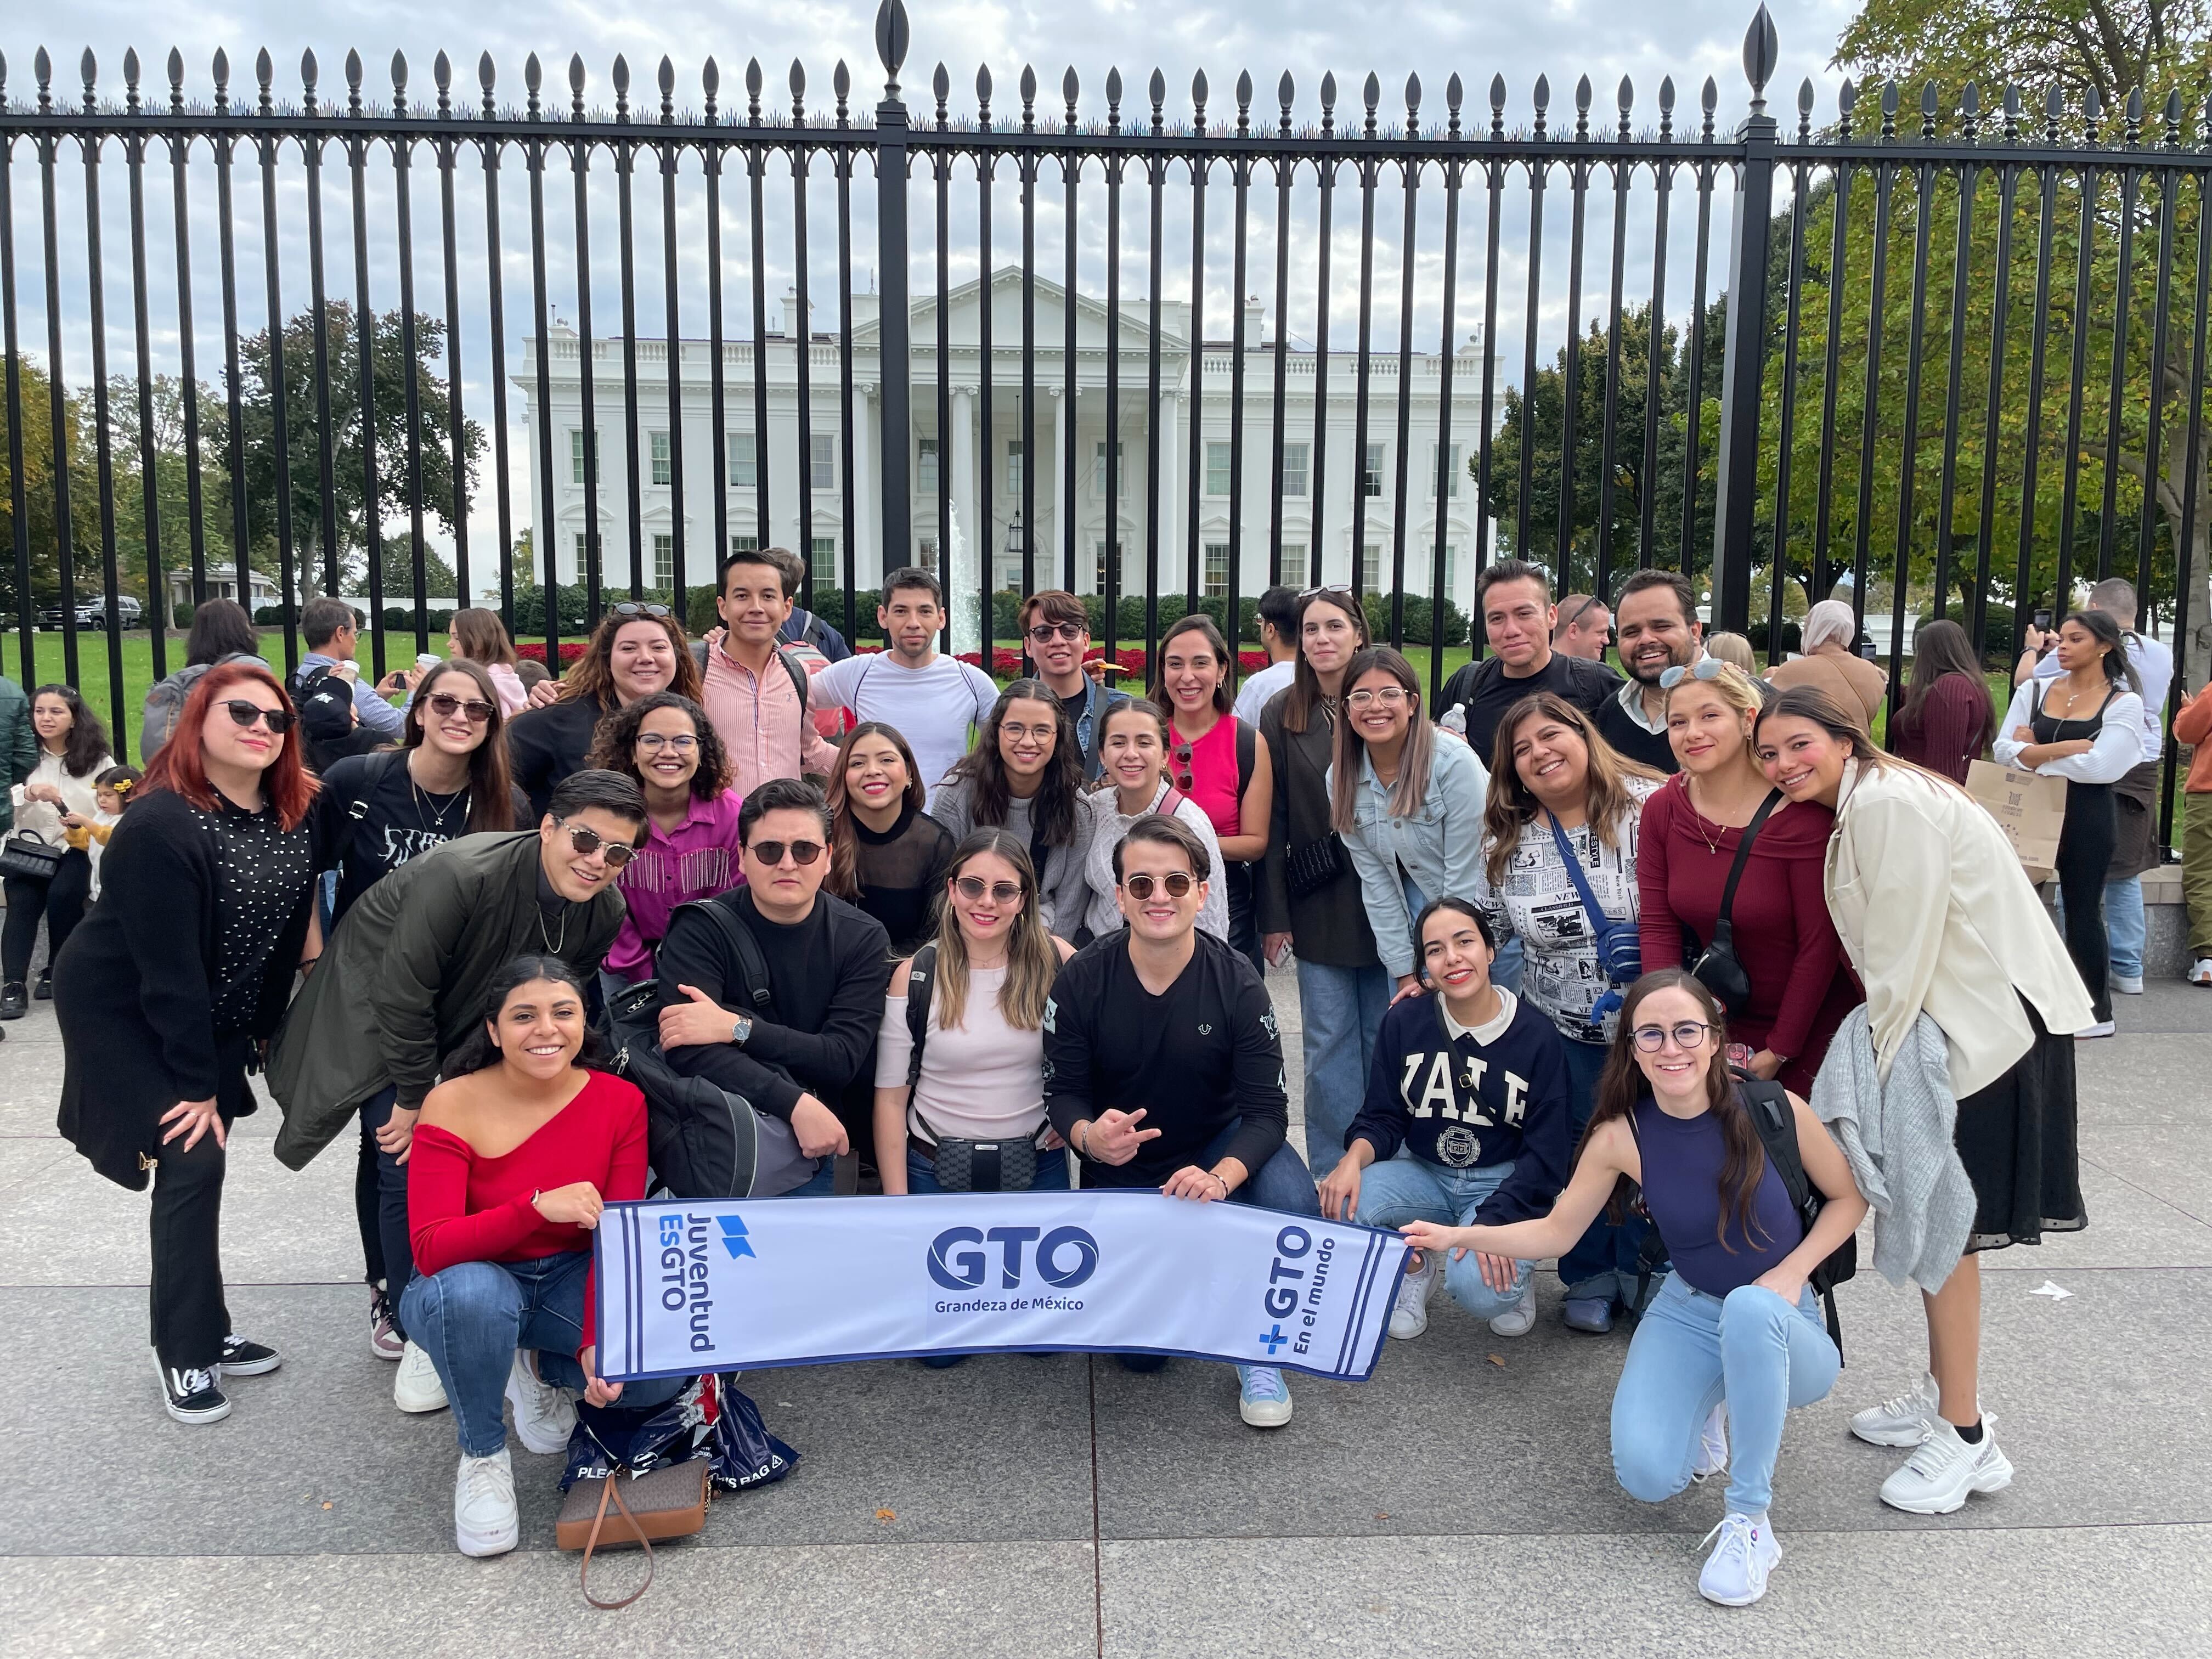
399, 954, 679, 1559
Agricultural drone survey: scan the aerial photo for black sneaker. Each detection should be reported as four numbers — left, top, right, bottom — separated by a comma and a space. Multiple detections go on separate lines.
0, 983, 25, 1020
156, 1358, 232, 1424
32, 969, 52, 1001
218, 1334, 283, 1376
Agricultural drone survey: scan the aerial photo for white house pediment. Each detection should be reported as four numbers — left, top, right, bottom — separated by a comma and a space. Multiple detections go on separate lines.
856, 267, 1181, 362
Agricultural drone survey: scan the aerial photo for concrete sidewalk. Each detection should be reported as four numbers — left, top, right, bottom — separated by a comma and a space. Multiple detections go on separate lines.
2, 970, 2207, 1657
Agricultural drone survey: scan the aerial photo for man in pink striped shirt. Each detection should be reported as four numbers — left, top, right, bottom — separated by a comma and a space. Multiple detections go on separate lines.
700, 548, 840, 797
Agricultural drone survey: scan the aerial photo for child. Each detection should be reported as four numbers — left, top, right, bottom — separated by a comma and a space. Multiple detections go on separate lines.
61, 765, 140, 899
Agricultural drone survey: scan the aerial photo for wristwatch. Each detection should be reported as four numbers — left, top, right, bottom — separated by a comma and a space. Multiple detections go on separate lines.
729, 1011, 754, 1046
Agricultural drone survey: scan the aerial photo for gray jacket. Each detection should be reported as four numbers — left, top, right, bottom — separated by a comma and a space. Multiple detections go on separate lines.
1809, 1005, 1977, 1292
927, 771, 1094, 938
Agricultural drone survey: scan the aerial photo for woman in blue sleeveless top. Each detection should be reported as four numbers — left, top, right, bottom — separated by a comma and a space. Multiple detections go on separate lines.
1403, 968, 1866, 1609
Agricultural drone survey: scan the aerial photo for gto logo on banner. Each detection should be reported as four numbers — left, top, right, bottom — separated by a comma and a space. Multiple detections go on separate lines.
593, 1192, 1412, 1384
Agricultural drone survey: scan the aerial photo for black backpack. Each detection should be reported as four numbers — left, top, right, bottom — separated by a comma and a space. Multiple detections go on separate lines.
900, 942, 939, 1087
607, 898, 778, 1200
290, 664, 370, 773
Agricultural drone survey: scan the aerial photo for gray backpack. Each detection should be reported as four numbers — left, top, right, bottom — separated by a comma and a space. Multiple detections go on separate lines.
140, 654, 262, 757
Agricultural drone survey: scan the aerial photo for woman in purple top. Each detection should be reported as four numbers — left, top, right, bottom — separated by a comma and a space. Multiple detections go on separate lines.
1404, 969, 1865, 1610
586, 691, 744, 983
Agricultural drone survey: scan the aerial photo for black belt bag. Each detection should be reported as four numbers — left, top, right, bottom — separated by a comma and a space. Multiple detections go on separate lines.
915, 1129, 1040, 1193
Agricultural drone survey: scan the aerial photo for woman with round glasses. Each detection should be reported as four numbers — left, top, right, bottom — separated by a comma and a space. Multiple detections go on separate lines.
1637, 658, 1855, 1094
1079, 699, 1230, 944
1331, 646, 1487, 1005
930, 679, 1094, 936
509, 601, 702, 816
1149, 614, 1273, 969
57, 661, 323, 1424
1404, 969, 1866, 1607
586, 691, 745, 986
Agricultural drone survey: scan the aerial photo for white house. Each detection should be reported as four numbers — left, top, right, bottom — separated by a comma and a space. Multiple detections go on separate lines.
515, 269, 1494, 615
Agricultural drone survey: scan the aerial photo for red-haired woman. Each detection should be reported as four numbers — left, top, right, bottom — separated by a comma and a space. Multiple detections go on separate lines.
54, 661, 324, 1425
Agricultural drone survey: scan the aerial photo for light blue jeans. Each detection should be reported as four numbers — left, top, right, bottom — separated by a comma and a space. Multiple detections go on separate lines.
1352, 1153, 1533, 1319
1295, 958, 1392, 1170
1611, 1274, 1840, 1517
2053, 875, 2145, 979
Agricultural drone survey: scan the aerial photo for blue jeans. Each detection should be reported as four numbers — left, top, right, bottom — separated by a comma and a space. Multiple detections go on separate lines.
906, 1143, 1071, 1195
358, 1086, 414, 1337
399, 1251, 684, 1458
1353, 1154, 1533, 1319
1295, 958, 1391, 1171
1611, 1274, 1840, 1517
1555, 1037, 1655, 1306
1490, 934, 1526, 995
771, 1159, 838, 1198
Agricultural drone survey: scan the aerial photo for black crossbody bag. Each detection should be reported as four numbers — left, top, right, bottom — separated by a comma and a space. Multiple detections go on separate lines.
1688, 789, 1781, 1017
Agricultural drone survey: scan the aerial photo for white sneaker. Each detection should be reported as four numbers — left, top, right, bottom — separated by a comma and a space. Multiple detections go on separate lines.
1697, 1511, 1781, 1606
1389, 1251, 1440, 1340
2188, 957, 2212, 988
2076, 1020, 2117, 1039
505, 1350, 577, 1455
1236, 1364, 1294, 1428
1880, 1418, 2014, 1514
394, 1340, 450, 1414
453, 1448, 519, 1556
1850, 1371, 1940, 1448
1691, 1403, 1729, 1482
2112, 973, 2144, 995
1487, 1285, 1536, 1338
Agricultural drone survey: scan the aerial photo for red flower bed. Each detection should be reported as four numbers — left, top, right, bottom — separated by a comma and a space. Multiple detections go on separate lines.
868, 644, 1272, 681
515, 642, 589, 665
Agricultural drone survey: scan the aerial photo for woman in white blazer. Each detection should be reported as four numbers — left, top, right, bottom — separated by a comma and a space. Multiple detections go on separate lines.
1754, 684, 2092, 1521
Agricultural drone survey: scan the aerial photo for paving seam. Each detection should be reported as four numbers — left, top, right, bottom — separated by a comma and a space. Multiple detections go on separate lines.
2076, 1151, 2212, 1227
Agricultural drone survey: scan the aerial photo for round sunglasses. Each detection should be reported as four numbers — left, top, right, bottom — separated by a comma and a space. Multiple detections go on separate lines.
552, 817, 640, 867
747, 838, 825, 867
1120, 870, 1195, 900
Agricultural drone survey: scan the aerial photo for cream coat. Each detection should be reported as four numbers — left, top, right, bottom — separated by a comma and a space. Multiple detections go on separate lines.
1824, 759, 2094, 1098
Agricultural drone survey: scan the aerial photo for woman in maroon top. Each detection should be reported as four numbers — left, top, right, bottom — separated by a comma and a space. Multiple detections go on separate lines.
1150, 614, 1274, 970
1889, 619, 1995, 785
400, 955, 679, 1559
1637, 662, 1856, 1095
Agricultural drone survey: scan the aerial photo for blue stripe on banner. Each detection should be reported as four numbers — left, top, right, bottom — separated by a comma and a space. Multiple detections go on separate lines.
1347, 1235, 1401, 1381
1338, 1232, 1384, 1375
625, 1206, 644, 1373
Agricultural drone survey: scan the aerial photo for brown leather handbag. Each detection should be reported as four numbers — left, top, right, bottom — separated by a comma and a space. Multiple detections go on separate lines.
556, 1458, 710, 1610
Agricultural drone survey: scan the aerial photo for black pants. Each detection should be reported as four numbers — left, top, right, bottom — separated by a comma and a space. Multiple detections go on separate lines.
150, 1118, 231, 1371
3, 848, 93, 983
1224, 859, 1266, 977
2054, 781, 2117, 1023
358, 1085, 416, 1338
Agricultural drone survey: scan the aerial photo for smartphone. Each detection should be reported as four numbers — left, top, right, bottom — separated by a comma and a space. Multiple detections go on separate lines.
2032, 609, 2052, 631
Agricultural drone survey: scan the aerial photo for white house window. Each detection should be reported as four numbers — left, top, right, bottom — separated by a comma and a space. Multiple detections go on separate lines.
649, 431, 672, 487
1204, 541, 1230, 597
570, 429, 599, 486
1360, 545, 1380, 590
1279, 543, 1309, 588
1433, 443, 1460, 498
810, 537, 838, 584
726, 432, 758, 490
1094, 441, 1125, 500
1094, 538, 1124, 594
917, 437, 939, 496
1281, 443, 1310, 498
809, 433, 836, 492
917, 537, 940, 572
730, 534, 759, 557
1206, 442, 1233, 498
1362, 443, 1385, 498
574, 532, 591, 570
1006, 440, 1025, 496
652, 533, 675, 588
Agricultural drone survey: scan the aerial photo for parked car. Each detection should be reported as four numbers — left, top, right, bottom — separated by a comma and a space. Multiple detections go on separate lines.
38, 594, 142, 630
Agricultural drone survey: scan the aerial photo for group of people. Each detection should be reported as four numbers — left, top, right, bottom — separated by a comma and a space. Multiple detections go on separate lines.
7, 539, 2188, 1608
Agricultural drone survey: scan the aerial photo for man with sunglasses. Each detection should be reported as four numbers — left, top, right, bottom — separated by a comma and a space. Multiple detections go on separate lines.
1595, 568, 1707, 774
270, 769, 646, 1412
654, 777, 893, 1196
1017, 589, 1126, 781
1043, 814, 1320, 1429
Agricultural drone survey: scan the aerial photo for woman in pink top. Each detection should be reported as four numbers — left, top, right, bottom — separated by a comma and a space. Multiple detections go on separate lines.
1150, 614, 1274, 970
445, 607, 531, 716
586, 691, 746, 983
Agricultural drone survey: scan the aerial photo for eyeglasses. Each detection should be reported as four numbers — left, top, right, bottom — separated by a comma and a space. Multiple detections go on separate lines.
1658, 658, 1731, 690
1345, 686, 1412, 709
634, 732, 698, 753
424, 692, 496, 724
1026, 621, 1086, 644
607, 601, 672, 621
955, 875, 1026, 906
747, 838, 825, 867
1632, 1019, 1714, 1053
554, 817, 639, 867
1120, 870, 1195, 900
219, 699, 294, 734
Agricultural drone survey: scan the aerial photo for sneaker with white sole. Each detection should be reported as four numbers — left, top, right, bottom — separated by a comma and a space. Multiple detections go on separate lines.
2189, 957, 2212, 988
1389, 1251, 1440, 1340
1236, 1364, 1293, 1428
1697, 1510, 1781, 1606
1850, 1371, 1941, 1448
505, 1350, 577, 1455
2076, 1020, 2117, 1039
1880, 1418, 2013, 1514
453, 1448, 519, 1556
369, 1284, 404, 1361
155, 1357, 232, 1425
217, 1334, 281, 1376
1487, 1285, 1536, 1338
394, 1339, 450, 1413
1691, 1403, 1729, 1482
2112, 973, 2144, 995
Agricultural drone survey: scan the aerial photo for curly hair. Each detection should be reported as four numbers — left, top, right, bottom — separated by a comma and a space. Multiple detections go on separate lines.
585, 690, 732, 800
29, 683, 112, 778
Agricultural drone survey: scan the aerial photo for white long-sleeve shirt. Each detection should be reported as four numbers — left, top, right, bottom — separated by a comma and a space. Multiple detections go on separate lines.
1993, 680, 2144, 783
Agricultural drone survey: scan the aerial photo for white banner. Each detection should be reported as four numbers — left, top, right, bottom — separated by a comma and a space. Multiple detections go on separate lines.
594, 1191, 1411, 1384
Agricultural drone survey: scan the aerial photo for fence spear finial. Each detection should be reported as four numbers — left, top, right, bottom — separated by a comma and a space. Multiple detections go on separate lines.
1743, 3, 1779, 118
874, 0, 910, 102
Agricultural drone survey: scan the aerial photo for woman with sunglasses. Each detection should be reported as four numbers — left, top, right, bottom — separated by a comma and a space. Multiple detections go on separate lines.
4, 684, 115, 1017
585, 691, 746, 987
929, 679, 1094, 937
1403, 970, 1866, 1607
55, 662, 323, 1424
1150, 614, 1274, 970
1637, 659, 1856, 1095
1079, 699, 1231, 944
825, 722, 955, 957
509, 602, 702, 817
1330, 646, 1486, 1005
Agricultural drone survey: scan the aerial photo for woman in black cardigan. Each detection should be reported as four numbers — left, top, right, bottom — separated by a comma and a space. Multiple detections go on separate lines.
55, 659, 323, 1425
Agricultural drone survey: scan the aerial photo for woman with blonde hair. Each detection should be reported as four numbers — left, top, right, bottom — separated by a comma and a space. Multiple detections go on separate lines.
1702, 632, 1758, 675
444, 608, 528, 716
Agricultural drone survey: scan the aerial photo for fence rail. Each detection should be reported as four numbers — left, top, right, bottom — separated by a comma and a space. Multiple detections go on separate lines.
0, 3, 2204, 851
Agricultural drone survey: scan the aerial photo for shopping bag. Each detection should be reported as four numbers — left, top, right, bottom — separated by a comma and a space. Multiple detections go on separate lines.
1964, 759, 2067, 884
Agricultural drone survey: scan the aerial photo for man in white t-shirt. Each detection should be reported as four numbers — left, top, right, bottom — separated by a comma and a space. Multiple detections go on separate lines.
1232, 585, 1301, 725
811, 567, 1000, 803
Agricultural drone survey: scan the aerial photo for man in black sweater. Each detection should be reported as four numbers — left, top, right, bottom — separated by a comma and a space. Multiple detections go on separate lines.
656, 777, 892, 1198
1043, 814, 1319, 1429
1593, 567, 1705, 774
1439, 559, 1623, 765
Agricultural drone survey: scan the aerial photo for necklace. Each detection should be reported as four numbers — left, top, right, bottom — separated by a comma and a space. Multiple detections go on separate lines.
537, 906, 568, 955
412, 778, 469, 833
1681, 778, 1727, 857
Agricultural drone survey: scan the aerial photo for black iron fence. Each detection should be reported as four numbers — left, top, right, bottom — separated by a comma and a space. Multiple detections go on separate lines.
0, 1, 2204, 850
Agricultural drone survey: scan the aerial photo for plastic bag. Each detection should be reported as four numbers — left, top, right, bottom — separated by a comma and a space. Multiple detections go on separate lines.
561, 1372, 800, 1496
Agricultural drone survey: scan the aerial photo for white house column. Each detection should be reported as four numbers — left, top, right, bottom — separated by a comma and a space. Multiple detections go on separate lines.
1159, 391, 1181, 592
1052, 386, 1073, 589
852, 383, 876, 583
952, 385, 978, 586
